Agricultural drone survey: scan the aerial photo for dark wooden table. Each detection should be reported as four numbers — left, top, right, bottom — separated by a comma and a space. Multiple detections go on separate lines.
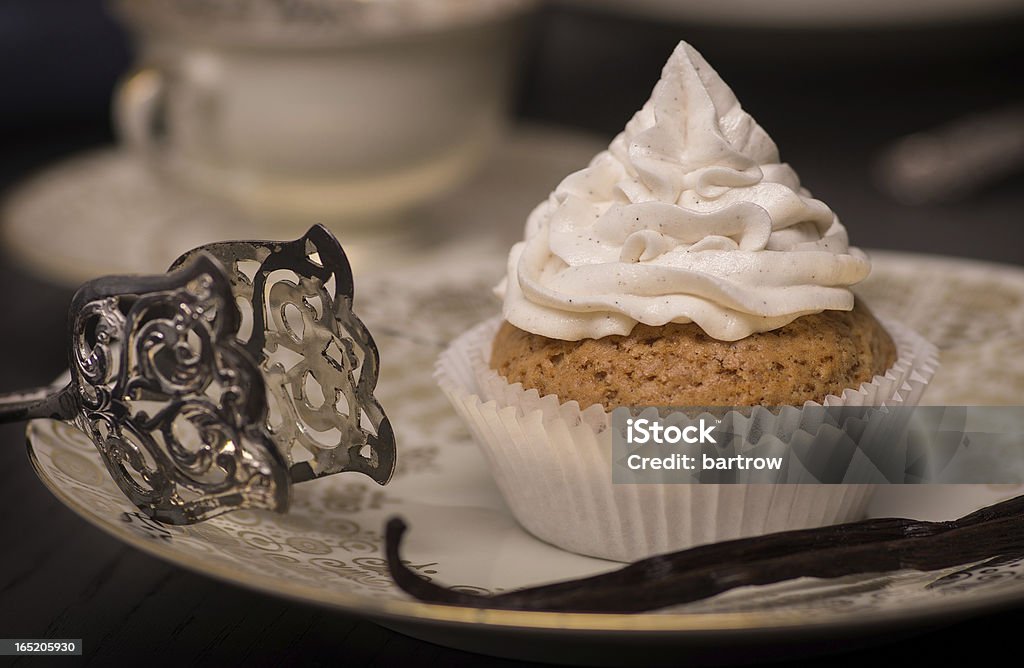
2, 5, 1024, 666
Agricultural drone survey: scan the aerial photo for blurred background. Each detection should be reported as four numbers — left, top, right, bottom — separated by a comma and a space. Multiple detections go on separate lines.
2, 2, 1024, 664
2, 0, 1023, 441
4, 1, 1024, 267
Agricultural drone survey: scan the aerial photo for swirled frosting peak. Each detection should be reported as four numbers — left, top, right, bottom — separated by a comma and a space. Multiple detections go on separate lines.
497, 41, 870, 342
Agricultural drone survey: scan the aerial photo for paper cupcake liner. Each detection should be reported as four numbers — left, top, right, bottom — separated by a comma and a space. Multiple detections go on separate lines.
436, 316, 939, 562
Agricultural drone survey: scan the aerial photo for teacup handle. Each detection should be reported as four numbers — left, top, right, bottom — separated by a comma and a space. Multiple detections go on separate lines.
114, 67, 165, 157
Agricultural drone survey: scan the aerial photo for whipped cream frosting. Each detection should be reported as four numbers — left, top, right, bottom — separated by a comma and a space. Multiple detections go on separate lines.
497, 41, 870, 342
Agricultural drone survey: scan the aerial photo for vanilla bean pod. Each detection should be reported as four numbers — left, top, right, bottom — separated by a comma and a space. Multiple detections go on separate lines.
385, 495, 1024, 613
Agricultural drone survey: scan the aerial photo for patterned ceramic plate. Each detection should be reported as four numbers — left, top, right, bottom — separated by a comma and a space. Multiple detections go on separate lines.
26, 250, 1024, 664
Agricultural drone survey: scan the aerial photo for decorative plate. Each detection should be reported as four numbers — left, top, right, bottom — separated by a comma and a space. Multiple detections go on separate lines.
27, 251, 1024, 665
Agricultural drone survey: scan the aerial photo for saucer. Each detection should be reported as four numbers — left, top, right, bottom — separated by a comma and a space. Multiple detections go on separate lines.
1, 126, 605, 285
25, 250, 1024, 665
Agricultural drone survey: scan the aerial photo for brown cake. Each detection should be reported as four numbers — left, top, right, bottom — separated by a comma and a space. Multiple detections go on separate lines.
491, 301, 896, 409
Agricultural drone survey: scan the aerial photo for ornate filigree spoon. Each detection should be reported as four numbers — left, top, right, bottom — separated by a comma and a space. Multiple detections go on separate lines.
0, 225, 395, 524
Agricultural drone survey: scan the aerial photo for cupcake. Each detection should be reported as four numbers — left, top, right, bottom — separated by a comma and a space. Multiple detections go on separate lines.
437, 42, 937, 562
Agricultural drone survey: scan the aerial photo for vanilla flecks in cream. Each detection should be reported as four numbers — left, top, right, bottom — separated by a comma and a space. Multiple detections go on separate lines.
496, 42, 869, 342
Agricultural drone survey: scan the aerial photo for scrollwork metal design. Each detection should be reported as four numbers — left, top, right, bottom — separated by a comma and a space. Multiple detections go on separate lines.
66, 254, 288, 523
0, 225, 395, 524
172, 224, 396, 487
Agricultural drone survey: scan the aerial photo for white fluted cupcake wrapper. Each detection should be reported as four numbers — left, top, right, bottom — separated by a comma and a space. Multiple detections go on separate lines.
435, 316, 939, 562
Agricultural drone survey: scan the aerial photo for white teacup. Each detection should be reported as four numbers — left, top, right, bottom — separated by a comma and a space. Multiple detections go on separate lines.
111, 0, 533, 229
